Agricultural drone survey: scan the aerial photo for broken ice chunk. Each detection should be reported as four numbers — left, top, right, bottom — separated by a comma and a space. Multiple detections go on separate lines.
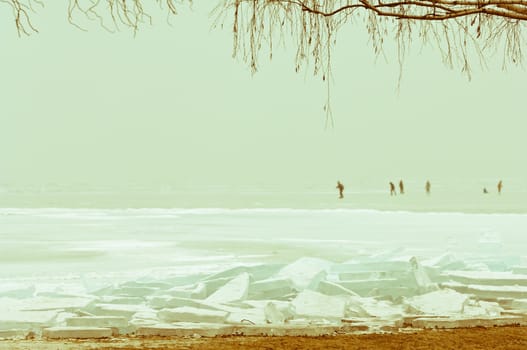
205, 273, 250, 304
275, 257, 332, 291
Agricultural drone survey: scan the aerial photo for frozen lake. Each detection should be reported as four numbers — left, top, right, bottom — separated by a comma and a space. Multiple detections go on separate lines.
1, 205, 526, 334
1, 207, 525, 287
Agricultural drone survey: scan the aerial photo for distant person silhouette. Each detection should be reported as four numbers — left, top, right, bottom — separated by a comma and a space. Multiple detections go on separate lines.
390, 182, 396, 196
399, 180, 405, 194
483, 187, 489, 194
497, 180, 503, 194
336, 181, 344, 199
425, 180, 431, 195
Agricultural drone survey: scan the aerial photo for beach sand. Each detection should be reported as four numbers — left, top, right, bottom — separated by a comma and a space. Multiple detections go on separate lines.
0, 326, 526, 349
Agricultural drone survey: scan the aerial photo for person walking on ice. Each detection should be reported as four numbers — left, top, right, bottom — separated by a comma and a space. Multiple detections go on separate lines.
399, 180, 405, 194
336, 181, 344, 199
390, 182, 396, 196
497, 180, 503, 194
425, 180, 431, 194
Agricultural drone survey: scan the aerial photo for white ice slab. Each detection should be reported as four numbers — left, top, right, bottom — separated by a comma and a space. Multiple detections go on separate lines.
264, 302, 285, 324
204, 264, 281, 282
511, 299, 527, 310
158, 307, 228, 323
442, 281, 527, 299
243, 300, 296, 320
275, 257, 332, 291
410, 256, 438, 293
148, 296, 222, 311
411, 316, 527, 329
120, 281, 172, 290
317, 280, 359, 297
205, 273, 250, 304
18, 296, 94, 312
0, 329, 29, 339
202, 278, 233, 297
422, 253, 466, 271
291, 290, 346, 320
444, 271, 527, 286
512, 266, 527, 274
66, 316, 128, 328
248, 277, 293, 299
404, 289, 468, 315
462, 300, 503, 317
136, 323, 235, 337
111, 286, 157, 297
165, 282, 207, 299
0, 310, 58, 330
99, 296, 144, 305
92, 304, 148, 319
225, 307, 266, 325
356, 298, 404, 319
42, 326, 112, 339
338, 278, 402, 296
334, 260, 411, 273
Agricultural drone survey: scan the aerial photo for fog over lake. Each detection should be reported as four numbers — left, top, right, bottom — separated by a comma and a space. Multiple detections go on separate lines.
1, 2, 526, 203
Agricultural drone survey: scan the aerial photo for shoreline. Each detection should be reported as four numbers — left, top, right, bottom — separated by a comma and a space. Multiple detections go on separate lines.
1, 326, 526, 349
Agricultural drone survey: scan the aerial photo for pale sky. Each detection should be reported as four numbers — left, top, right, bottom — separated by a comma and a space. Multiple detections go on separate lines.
1, 2, 526, 190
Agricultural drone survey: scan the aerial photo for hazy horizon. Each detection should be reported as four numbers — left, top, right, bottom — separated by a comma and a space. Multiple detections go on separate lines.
2, 2, 526, 195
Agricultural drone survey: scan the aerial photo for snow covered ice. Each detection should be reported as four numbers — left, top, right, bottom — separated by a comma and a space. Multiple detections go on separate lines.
0, 207, 526, 338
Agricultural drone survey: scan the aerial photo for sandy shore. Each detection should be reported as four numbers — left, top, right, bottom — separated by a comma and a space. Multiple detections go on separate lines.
1, 326, 526, 349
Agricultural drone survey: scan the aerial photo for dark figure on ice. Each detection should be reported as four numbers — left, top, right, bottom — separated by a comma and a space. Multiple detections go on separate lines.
390, 182, 396, 196
497, 180, 503, 194
399, 180, 405, 194
425, 180, 431, 195
483, 187, 489, 194
336, 181, 344, 199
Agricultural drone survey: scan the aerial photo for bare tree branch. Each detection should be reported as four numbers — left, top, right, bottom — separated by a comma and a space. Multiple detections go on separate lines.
212, 0, 524, 119
2, 0, 191, 35
3, 0, 525, 121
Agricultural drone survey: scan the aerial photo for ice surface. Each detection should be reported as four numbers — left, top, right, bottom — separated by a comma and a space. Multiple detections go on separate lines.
1, 208, 527, 333
0, 283, 35, 299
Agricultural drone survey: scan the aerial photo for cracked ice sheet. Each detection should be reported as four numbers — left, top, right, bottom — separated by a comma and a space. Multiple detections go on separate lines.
0, 208, 526, 307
